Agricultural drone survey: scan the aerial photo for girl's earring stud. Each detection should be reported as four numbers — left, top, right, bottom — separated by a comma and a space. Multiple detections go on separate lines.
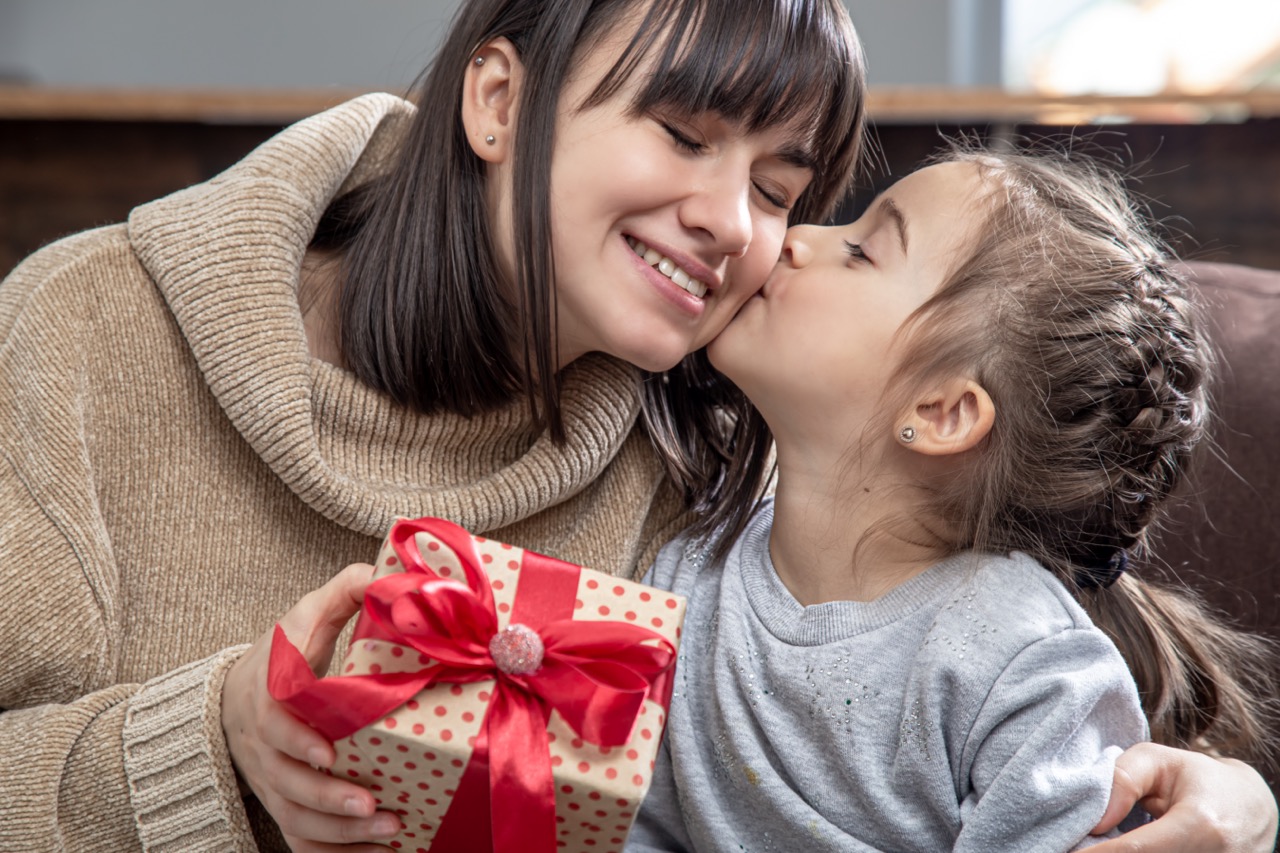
899, 425, 917, 444
485, 134, 497, 146
474, 55, 485, 66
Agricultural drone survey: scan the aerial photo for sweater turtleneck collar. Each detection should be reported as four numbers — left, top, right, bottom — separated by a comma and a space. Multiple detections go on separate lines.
126, 93, 643, 538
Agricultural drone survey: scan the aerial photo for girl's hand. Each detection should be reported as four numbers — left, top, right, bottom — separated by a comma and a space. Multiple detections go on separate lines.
1089, 742, 1278, 852
221, 562, 403, 852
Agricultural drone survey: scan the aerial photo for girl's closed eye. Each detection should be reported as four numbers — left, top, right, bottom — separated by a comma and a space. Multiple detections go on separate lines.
843, 240, 870, 263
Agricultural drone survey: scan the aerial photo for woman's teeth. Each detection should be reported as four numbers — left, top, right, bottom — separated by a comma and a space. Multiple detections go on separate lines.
626, 237, 708, 298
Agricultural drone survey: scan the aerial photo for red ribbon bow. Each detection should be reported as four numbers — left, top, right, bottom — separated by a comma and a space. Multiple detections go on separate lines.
268, 518, 676, 853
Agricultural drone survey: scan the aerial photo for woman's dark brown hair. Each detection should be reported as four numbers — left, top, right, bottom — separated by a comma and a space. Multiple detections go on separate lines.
883, 145, 1279, 768
311, 0, 865, 551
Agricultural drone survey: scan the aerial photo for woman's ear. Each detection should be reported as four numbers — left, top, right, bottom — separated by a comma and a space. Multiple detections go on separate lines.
898, 377, 995, 457
461, 37, 524, 163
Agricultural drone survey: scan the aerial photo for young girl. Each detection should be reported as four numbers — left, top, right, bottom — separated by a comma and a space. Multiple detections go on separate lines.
628, 148, 1280, 852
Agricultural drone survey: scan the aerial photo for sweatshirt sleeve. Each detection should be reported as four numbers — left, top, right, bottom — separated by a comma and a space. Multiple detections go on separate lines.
952, 627, 1148, 853
0, 236, 259, 852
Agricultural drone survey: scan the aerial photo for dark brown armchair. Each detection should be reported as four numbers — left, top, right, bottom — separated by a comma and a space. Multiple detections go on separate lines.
1162, 261, 1280, 790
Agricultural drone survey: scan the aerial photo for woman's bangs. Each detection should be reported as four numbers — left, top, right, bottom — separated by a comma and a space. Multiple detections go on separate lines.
593, 0, 860, 150
619, 0, 864, 219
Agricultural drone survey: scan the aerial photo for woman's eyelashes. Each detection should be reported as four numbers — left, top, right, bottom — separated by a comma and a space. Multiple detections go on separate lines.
754, 181, 790, 210
661, 121, 705, 154
843, 240, 870, 263
659, 118, 792, 211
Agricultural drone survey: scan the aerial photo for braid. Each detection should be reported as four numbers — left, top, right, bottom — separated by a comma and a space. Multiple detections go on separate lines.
886, 143, 1280, 766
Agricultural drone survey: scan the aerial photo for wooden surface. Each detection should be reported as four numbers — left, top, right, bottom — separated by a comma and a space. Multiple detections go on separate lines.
3, 84, 1280, 124
0, 85, 368, 124
866, 87, 1280, 124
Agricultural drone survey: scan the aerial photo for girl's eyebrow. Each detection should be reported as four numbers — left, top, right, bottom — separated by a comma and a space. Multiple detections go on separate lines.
877, 196, 909, 255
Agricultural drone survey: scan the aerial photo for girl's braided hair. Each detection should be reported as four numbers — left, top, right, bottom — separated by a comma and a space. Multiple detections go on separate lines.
887, 143, 1279, 766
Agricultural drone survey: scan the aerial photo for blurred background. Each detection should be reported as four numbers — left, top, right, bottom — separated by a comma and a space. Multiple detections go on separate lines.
2, 0, 1277, 94
2, 0, 1278, 275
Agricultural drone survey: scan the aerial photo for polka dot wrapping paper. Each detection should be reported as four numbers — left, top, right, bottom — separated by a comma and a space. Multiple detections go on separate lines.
269, 517, 686, 853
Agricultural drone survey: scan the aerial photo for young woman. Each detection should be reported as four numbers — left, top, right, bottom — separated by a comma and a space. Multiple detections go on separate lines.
629, 148, 1280, 852
0, 1, 1271, 851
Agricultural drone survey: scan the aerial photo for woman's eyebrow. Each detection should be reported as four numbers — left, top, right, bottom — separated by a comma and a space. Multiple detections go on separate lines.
775, 142, 816, 171
878, 196, 909, 255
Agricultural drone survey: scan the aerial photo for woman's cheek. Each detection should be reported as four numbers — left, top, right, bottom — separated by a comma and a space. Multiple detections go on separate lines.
739, 219, 788, 296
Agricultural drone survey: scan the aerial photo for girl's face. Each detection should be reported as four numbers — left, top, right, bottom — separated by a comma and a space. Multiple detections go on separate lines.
709, 161, 987, 435
542, 30, 817, 371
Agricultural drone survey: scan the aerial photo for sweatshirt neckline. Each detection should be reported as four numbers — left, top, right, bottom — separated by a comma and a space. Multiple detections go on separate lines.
736, 502, 966, 646
126, 94, 642, 537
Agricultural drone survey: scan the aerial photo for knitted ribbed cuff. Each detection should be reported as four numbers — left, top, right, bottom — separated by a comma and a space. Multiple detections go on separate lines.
122, 646, 256, 853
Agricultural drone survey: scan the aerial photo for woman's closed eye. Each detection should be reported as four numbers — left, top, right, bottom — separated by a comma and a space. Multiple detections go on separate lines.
660, 116, 796, 210
661, 121, 706, 154
754, 180, 791, 210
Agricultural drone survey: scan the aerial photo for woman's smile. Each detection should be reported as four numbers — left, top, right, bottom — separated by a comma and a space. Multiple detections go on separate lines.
625, 236, 711, 298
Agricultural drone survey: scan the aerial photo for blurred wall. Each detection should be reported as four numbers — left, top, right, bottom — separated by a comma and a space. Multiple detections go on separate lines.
0, 0, 1002, 90
0, 0, 463, 91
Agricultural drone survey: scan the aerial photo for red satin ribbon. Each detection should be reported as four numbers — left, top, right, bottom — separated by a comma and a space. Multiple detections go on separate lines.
268, 517, 676, 853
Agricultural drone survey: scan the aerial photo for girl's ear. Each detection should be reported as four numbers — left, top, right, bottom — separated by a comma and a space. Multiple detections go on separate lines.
461, 37, 524, 163
899, 377, 995, 457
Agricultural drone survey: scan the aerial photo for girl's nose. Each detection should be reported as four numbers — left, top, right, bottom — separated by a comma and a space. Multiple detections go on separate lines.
779, 225, 819, 268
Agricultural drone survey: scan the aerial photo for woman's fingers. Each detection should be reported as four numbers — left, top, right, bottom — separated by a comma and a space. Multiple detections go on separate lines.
220, 561, 404, 848
1090, 747, 1150, 834
260, 698, 337, 768
263, 749, 379, 820
1089, 743, 1278, 853
1086, 812, 1236, 853
284, 842, 394, 853
279, 561, 376, 673
264, 776, 401, 843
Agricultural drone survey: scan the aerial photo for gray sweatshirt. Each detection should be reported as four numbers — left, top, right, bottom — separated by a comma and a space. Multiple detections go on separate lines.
629, 500, 1147, 852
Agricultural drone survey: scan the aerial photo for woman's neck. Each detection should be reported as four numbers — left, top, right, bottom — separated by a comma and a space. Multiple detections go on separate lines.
299, 248, 345, 367
767, 438, 941, 606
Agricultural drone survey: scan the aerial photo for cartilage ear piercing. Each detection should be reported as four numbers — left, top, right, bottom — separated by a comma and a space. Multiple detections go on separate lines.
899, 425, 917, 444
485, 134, 496, 145
474, 55, 485, 66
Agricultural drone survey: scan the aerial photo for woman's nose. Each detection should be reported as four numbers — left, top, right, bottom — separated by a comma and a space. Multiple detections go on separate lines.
679, 170, 753, 259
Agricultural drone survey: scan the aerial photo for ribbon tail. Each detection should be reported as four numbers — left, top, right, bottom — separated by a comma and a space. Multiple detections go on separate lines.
267, 625, 433, 741
489, 688, 557, 853
429, 727, 493, 853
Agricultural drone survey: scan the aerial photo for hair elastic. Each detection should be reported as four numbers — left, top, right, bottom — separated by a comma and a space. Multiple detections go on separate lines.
1075, 550, 1129, 590
899, 425, 917, 444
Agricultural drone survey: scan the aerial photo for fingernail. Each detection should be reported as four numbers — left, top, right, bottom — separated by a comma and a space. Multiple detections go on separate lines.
307, 747, 329, 768
373, 815, 401, 837
343, 796, 370, 817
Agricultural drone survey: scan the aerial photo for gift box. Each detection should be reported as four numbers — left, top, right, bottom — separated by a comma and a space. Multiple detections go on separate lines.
268, 517, 685, 853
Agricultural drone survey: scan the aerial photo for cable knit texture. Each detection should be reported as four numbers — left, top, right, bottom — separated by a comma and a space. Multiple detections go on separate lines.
0, 93, 688, 852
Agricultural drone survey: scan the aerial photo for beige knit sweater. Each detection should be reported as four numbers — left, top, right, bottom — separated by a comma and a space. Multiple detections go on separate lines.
0, 94, 688, 852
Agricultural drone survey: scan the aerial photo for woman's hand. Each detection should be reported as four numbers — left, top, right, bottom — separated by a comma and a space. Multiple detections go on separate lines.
221, 562, 402, 852
1089, 742, 1278, 852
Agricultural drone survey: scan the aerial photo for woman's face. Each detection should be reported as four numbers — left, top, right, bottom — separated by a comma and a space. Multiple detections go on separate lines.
539, 30, 818, 371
